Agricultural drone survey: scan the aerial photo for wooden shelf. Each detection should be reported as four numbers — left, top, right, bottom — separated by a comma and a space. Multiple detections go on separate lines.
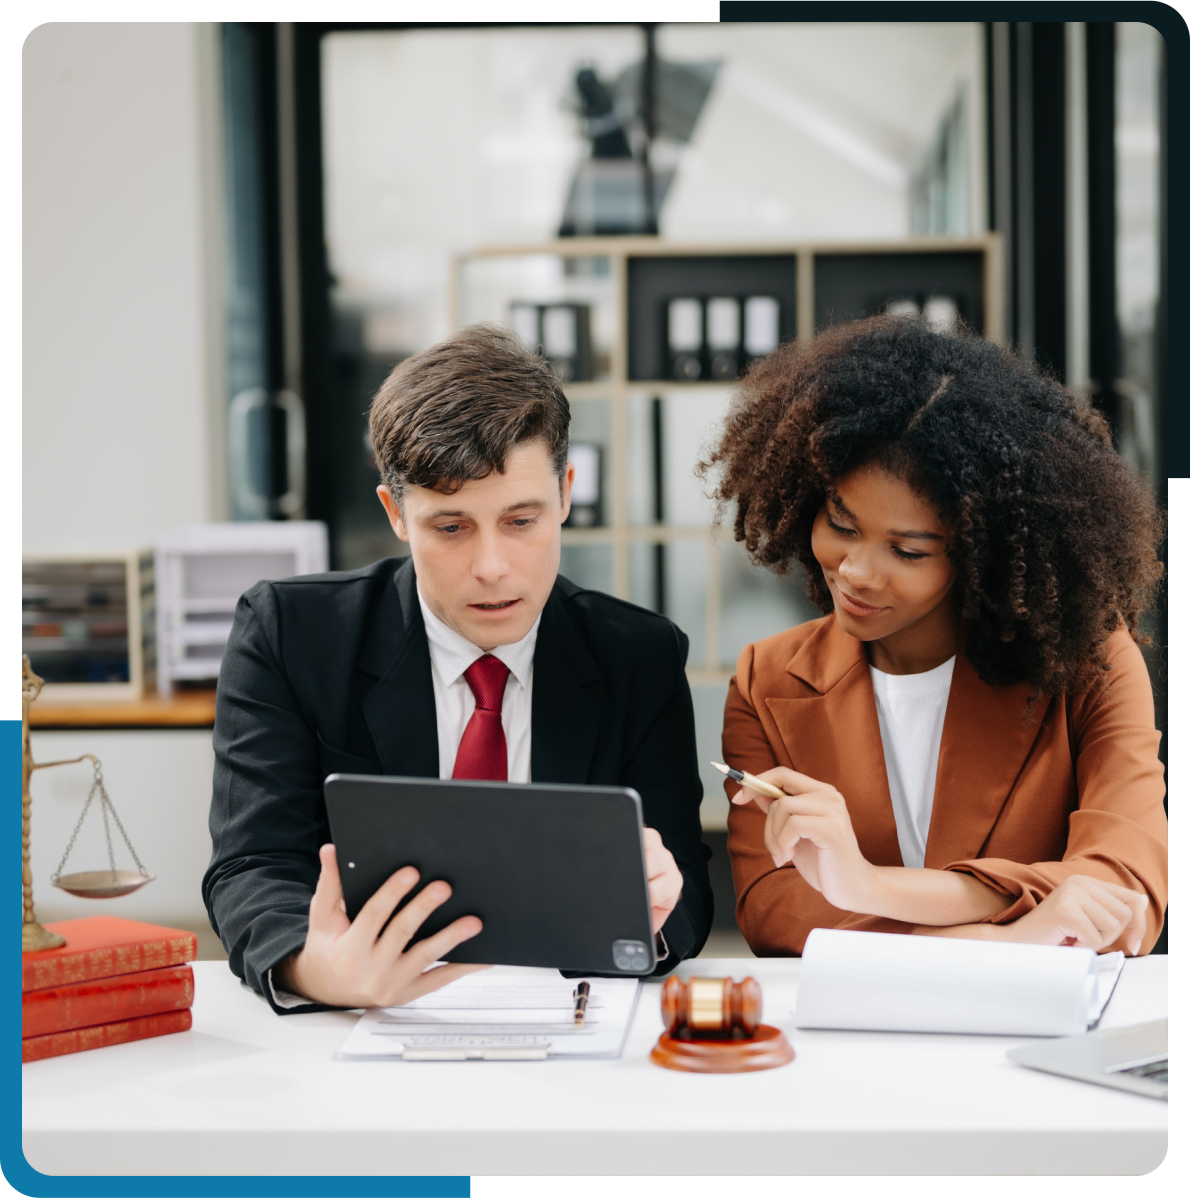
459, 235, 1003, 679
29, 691, 218, 730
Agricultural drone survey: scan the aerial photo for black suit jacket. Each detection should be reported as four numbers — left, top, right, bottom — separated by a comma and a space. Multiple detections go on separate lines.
203, 557, 713, 1010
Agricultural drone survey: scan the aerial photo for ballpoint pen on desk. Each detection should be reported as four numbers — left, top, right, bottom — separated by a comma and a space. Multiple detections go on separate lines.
711, 761, 785, 801
573, 981, 591, 1026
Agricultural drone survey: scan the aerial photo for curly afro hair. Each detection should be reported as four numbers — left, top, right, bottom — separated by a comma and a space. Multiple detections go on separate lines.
700, 315, 1163, 695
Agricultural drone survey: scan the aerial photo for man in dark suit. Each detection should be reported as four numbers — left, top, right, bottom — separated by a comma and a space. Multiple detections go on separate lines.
203, 325, 712, 1012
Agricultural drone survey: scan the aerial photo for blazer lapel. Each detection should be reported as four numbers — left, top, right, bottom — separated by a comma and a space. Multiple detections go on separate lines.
763, 618, 903, 867
530, 586, 603, 784
358, 561, 440, 778
925, 656, 1051, 867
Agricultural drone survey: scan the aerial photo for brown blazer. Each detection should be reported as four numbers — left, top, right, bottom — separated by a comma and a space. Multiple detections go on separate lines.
724, 614, 1168, 955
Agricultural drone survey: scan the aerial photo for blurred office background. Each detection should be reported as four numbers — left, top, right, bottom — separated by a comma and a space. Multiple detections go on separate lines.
23, 22, 1167, 956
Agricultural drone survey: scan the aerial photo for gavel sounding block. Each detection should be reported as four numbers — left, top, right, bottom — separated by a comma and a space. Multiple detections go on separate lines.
650, 976, 794, 1073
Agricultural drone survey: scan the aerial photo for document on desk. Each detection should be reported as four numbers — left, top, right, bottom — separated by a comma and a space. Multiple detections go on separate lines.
795, 929, 1126, 1037
336, 966, 642, 1061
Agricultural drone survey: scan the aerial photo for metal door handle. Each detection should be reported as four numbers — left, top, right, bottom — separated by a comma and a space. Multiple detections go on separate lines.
227, 387, 306, 518
274, 389, 306, 517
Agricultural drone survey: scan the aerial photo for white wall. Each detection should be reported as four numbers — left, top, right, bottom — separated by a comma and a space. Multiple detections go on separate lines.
28, 730, 219, 954
23, 22, 225, 555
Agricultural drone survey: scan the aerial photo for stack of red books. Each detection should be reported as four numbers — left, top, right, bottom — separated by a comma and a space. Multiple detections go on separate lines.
22, 916, 198, 1063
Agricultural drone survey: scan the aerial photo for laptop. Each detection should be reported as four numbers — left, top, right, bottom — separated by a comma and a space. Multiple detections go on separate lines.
1007, 1019, 1167, 1100
323, 774, 657, 976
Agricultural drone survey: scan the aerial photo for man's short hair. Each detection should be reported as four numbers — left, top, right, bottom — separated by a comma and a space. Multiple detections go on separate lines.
369, 324, 571, 504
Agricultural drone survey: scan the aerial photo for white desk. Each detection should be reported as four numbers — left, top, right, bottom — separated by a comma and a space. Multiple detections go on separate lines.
23, 956, 1166, 1176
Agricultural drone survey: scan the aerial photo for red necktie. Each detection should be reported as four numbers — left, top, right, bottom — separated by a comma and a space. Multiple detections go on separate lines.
452, 654, 512, 781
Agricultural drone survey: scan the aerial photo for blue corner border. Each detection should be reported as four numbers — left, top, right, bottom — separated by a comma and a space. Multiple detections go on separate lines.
2, 721, 469, 1197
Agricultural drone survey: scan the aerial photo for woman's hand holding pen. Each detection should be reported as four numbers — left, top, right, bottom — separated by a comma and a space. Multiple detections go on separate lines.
734, 770, 1150, 950
731, 769, 1019, 926
732, 766, 877, 913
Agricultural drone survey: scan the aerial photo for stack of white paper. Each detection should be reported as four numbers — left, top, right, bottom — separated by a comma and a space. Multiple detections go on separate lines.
795, 929, 1125, 1037
337, 966, 642, 1061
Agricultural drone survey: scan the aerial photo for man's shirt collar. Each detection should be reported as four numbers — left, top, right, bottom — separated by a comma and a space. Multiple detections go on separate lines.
416, 586, 539, 690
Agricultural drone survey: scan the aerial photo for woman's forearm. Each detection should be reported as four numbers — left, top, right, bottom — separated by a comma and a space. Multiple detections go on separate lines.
909, 921, 1009, 941
853, 865, 1014, 926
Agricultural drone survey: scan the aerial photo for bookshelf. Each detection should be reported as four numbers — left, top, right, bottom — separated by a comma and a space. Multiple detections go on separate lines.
23, 553, 155, 703
454, 235, 1003, 683
455, 236, 1003, 827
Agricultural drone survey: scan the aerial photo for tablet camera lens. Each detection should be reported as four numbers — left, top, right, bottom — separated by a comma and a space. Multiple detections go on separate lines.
612, 939, 649, 971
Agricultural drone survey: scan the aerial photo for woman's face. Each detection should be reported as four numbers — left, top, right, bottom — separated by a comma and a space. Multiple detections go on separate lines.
810, 464, 959, 659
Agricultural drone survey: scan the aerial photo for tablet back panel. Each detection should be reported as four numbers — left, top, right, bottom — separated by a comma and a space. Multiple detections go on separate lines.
324, 775, 656, 975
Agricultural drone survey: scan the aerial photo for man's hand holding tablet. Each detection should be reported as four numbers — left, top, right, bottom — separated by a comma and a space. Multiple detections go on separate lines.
643, 827, 683, 934
275, 843, 488, 1008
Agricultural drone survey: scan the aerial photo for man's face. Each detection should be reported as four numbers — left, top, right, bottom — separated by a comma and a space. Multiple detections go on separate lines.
377, 439, 573, 651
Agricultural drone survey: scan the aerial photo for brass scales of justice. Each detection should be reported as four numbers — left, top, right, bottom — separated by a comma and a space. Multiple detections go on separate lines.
21, 655, 155, 952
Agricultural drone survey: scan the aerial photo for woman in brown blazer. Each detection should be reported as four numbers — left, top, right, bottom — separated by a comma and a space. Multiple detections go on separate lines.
703, 316, 1167, 956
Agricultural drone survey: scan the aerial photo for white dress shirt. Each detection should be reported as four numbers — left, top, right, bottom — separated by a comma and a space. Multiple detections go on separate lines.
869, 656, 955, 869
417, 588, 539, 783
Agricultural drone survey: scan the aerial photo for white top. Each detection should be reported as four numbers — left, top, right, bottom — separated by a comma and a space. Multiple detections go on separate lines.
869, 656, 955, 869
417, 586, 539, 783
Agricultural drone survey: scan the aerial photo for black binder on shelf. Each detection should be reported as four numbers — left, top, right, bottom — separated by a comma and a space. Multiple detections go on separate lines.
666, 297, 704, 380
509, 301, 594, 382
628, 256, 798, 381
705, 296, 741, 380
813, 250, 983, 334
662, 294, 784, 382
563, 442, 603, 528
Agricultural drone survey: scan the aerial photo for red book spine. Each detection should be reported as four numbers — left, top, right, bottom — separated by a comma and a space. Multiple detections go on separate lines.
22, 917, 197, 991
22, 965, 194, 1039
22, 1009, 192, 1063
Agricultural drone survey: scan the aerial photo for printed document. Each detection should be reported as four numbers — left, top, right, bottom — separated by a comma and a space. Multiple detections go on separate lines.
795, 928, 1126, 1037
337, 965, 642, 1060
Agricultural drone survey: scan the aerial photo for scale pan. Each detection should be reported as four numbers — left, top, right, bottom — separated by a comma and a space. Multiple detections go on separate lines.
53, 870, 155, 898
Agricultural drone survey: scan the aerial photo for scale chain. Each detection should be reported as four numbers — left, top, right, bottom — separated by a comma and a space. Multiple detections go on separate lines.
51, 759, 150, 883
98, 774, 150, 877
51, 786, 94, 884
100, 783, 115, 876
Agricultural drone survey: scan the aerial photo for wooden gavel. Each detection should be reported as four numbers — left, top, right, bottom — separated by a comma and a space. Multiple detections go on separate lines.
660, 975, 762, 1037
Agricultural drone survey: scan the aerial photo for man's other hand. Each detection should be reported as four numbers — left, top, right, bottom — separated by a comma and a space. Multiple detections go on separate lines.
276, 843, 488, 1008
643, 826, 683, 934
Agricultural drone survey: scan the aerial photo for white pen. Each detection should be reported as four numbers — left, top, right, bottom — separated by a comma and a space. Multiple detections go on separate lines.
710, 761, 785, 801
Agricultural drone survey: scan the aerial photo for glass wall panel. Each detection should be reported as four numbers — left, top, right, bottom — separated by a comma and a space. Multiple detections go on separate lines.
1115, 22, 1161, 485
627, 540, 658, 611
691, 681, 732, 829
628, 537, 707, 667
719, 539, 818, 671
627, 389, 731, 527
323, 26, 644, 357
664, 540, 707, 667
559, 544, 613, 594
626, 396, 660, 528
566, 397, 611, 528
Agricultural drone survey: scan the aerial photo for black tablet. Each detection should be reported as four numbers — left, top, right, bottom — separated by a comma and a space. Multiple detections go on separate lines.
323, 774, 657, 976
